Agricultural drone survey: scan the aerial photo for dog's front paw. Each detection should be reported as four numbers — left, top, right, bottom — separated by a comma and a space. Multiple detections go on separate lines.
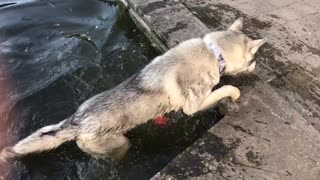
219, 98, 239, 115
230, 86, 241, 102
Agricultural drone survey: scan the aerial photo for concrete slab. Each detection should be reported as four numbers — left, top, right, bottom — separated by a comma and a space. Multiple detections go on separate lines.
151, 82, 320, 180
269, 2, 318, 21
237, 0, 277, 16
119, 0, 209, 50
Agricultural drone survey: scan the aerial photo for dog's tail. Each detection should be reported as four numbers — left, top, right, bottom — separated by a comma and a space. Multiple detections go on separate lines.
0, 119, 77, 163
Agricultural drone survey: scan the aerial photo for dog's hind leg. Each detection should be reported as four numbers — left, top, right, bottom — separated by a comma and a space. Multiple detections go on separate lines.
198, 85, 240, 112
76, 134, 130, 160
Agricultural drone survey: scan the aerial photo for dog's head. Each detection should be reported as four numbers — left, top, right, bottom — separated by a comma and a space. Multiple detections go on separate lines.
204, 17, 267, 75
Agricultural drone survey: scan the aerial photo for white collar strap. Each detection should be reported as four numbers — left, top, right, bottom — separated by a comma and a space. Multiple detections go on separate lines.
208, 41, 226, 75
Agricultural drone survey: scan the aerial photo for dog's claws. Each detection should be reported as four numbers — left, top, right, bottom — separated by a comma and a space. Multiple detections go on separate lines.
219, 98, 239, 115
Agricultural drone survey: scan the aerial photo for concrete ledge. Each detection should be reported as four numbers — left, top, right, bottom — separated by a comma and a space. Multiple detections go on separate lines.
119, 0, 209, 50
151, 82, 320, 180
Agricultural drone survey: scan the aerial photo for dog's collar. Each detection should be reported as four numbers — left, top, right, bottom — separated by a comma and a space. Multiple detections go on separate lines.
208, 42, 226, 75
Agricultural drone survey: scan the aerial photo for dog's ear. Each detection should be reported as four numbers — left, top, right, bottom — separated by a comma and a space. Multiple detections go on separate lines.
229, 17, 244, 31
249, 38, 268, 54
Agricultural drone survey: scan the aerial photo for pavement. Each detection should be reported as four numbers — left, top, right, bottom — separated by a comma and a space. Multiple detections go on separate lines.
118, 0, 320, 179
152, 82, 320, 180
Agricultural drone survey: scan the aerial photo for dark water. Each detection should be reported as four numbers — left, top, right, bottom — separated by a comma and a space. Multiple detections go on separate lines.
0, 0, 221, 179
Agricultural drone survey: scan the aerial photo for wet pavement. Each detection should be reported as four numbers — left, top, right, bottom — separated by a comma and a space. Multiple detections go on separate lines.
152, 82, 320, 180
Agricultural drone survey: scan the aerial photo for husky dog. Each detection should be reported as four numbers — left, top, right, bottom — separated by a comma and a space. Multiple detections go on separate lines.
0, 17, 267, 161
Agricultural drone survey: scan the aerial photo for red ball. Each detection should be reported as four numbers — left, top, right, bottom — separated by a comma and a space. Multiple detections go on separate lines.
154, 116, 168, 126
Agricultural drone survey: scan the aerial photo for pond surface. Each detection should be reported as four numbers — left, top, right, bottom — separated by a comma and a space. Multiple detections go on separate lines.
0, 0, 221, 179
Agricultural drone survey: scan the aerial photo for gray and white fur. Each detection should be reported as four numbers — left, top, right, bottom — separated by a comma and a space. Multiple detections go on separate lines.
0, 17, 267, 162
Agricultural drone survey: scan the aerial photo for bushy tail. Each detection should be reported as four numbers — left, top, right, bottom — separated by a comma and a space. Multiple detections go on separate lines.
0, 119, 77, 162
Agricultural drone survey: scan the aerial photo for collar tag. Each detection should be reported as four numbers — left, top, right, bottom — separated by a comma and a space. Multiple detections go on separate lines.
208, 42, 225, 75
